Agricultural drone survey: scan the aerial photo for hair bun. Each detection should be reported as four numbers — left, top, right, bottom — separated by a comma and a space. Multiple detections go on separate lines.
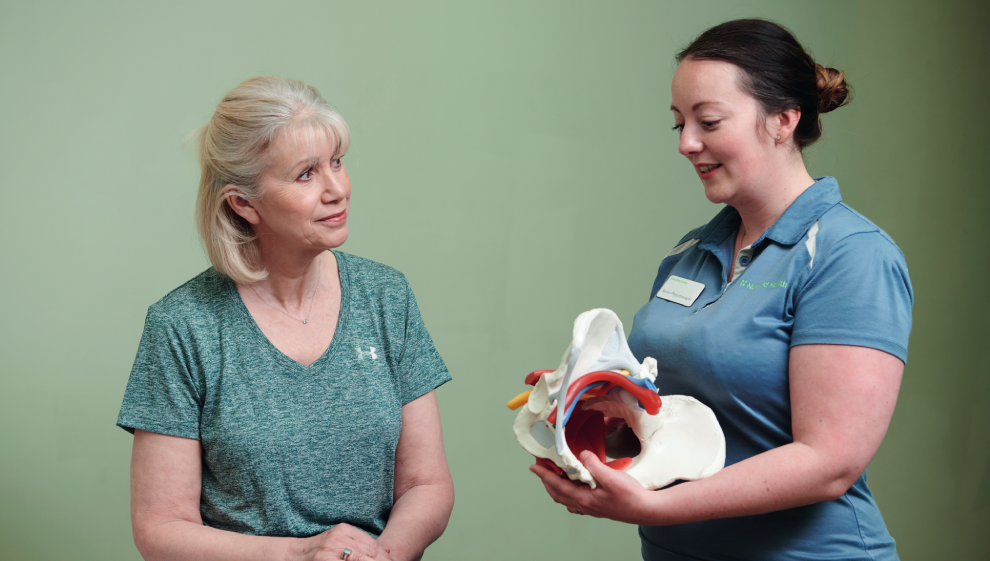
815, 63, 850, 113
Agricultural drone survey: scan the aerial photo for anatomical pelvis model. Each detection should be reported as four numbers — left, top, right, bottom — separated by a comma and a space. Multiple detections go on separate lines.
508, 309, 725, 490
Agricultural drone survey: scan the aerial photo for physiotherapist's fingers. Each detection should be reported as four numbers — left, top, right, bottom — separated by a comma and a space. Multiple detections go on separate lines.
529, 455, 652, 522
528, 460, 559, 482
534, 471, 571, 505
529, 461, 571, 495
578, 451, 638, 492
575, 451, 655, 523
530, 461, 590, 507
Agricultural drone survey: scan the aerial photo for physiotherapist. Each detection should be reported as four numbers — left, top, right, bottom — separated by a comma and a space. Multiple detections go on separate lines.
531, 19, 912, 561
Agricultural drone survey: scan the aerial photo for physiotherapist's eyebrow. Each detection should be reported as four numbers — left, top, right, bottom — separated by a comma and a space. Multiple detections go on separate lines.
670, 101, 727, 113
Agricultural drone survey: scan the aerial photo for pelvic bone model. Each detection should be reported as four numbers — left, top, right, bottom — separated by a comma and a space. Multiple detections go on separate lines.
507, 309, 725, 490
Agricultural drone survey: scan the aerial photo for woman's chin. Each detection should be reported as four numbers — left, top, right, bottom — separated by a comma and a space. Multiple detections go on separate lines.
701, 179, 740, 206
321, 226, 349, 249
703, 186, 728, 205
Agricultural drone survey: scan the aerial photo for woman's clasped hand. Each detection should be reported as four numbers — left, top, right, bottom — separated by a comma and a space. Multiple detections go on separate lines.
295, 523, 391, 561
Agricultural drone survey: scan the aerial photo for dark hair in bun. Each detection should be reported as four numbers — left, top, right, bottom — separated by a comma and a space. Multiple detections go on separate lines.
676, 18, 851, 149
815, 64, 850, 114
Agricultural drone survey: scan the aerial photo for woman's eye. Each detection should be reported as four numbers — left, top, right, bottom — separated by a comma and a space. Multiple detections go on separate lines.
298, 168, 313, 181
672, 124, 684, 133
331, 158, 342, 169
701, 120, 721, 129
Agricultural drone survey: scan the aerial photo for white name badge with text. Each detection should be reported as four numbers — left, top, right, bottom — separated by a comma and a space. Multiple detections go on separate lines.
656, 275, 705, 307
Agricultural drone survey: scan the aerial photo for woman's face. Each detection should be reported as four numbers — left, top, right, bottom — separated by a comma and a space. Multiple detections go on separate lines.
670, 58, 777, 207
252, 129, 351, 253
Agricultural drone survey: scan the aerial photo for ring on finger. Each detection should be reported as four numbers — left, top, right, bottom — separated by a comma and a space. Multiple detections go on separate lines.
342, 548, 352, 560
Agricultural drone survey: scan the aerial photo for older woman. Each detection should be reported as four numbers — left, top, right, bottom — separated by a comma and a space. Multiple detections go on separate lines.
532, 19, 912, 561
117, 76, 453, 561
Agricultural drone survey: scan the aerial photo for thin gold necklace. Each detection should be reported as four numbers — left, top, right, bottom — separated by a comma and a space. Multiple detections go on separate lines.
248, 261, 323, 325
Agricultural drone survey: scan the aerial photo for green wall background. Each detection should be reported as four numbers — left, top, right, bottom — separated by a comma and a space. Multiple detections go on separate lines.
2, 1, 987, 559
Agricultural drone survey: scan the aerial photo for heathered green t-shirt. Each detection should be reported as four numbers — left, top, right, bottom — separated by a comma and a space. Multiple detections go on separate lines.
117, 251, 450, 537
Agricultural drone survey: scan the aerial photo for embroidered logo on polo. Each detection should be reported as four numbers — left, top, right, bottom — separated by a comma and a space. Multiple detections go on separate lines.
739, 279, 788, 290
356, 347, 378, 360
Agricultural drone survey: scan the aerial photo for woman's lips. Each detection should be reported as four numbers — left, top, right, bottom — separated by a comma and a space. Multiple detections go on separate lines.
318, 209, 347, 223
696, 163, 722, 180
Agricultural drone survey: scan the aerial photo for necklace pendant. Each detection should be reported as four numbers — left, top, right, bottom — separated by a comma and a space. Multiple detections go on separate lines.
302, 319, 308, 324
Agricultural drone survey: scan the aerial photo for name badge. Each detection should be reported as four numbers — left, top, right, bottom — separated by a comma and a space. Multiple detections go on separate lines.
656, 275, 705, 307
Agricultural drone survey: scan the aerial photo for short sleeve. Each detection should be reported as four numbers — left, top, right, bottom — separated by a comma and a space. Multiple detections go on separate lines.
116, 307, 203, 438
395, 283, 451, 405
791, 232, 914, 362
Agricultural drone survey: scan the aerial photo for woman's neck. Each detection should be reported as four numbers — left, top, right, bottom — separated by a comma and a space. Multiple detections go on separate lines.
253, 246, 330, 306
733, 159, 816, 248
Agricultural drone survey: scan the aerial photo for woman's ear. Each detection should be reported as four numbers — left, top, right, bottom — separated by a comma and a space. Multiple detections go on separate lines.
224, 186, 261, 225
770, 108, 801, 145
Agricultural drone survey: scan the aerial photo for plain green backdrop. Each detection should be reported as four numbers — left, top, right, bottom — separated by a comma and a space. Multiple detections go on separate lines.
1, 1, 988, 559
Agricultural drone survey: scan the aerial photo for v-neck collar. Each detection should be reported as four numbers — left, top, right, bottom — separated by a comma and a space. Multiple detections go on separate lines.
227, 250, 349, 371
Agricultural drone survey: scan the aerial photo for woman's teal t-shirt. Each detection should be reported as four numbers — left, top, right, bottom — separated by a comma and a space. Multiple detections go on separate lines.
117, 251, 450, 538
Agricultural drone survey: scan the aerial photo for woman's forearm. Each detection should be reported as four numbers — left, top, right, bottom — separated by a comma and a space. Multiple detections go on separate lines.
378, 391, 455, 561
132, 430, 385, 561
639, 440, 856, 526
536, 437, 865, 528
646, 346, 903, 525
134, 519, 302, 561
132, 431, 299, 561
534, 345, 903, 527
138, 480, 456, 561
137, 518, 390, 561
376, 481, 455, 561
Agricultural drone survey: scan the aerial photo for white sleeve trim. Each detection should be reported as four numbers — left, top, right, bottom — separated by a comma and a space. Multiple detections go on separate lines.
805, 221, 820, 269
665, 238, 700, 259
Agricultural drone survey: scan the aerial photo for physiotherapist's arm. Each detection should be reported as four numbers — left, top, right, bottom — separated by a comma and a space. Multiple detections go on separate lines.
376, 390, 455, 561
130, 430, 383, 561
532, 344, 903, 525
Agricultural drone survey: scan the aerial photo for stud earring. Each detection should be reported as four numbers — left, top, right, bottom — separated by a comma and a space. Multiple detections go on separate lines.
776, 135, 781, 141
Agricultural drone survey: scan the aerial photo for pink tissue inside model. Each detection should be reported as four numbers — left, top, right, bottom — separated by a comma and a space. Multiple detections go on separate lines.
509, 308, 726, 490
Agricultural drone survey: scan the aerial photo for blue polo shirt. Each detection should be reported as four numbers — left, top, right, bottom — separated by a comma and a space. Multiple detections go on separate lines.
629, 177, 911, 561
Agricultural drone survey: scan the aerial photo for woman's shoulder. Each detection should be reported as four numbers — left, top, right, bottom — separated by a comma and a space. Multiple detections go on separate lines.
335, 251, 411, 291
816, 201, 906, 262
796, 196, 913, 311
147, 268, 233, 323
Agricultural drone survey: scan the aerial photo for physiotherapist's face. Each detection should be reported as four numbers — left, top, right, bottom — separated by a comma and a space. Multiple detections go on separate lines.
670, 58, 778, 207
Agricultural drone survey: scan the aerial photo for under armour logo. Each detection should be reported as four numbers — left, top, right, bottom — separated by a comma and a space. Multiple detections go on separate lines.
356, 346, 378, 360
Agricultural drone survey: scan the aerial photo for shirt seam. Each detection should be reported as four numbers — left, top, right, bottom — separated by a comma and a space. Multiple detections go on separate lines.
841, 491, 877, 561
795, 230, 894, 296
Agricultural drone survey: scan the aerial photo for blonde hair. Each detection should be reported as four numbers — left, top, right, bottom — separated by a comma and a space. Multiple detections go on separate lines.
193, 76, 351, 283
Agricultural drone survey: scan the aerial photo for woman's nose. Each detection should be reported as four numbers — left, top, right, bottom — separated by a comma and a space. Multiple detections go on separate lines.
320, 181, 341, 203
320, 172, 347, 204
320, 177, 344, 204
678, 126, 703, 157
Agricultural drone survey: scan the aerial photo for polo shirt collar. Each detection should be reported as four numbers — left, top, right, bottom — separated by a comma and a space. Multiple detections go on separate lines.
762, 176, 842, 245
697, 176, 842, 250
696, 206, 741, 251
